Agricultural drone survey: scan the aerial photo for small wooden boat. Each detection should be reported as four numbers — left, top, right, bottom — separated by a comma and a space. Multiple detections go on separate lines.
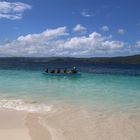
44, 67, 81, 77
44, 72, 81, 77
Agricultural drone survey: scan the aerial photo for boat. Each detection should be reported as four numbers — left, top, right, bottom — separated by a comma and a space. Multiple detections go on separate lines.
43, 67, 81, 77
44, 72, 81, 77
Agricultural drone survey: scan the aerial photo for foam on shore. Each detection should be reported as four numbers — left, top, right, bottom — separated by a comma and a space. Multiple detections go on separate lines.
0, 99, 52, 113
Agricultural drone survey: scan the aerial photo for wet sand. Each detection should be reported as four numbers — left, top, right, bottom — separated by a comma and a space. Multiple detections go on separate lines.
0, 105, 140, 140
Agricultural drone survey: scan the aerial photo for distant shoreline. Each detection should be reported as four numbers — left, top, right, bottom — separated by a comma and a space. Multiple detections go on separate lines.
0, 54, 140, 64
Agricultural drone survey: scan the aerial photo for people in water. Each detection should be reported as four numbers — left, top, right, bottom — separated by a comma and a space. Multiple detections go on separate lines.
45, 67, 78, 74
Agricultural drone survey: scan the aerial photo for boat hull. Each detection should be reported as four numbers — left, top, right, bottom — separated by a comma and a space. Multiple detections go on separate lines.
43, 72, 81, 77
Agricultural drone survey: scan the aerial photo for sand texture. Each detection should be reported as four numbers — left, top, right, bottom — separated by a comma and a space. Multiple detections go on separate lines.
0, 106, 140, 140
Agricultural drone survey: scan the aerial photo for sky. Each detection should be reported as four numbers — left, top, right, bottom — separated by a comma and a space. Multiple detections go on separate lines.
0, 0, 140, 57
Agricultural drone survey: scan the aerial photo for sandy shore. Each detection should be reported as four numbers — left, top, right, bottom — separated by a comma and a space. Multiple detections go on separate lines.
0, 109, 31, 140
0, 106, 140, 140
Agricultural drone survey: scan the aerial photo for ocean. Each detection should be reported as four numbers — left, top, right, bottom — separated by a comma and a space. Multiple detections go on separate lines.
0, 59, 140, 114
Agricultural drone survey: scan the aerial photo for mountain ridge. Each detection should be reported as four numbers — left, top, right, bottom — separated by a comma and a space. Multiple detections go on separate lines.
0, 54, 140, 64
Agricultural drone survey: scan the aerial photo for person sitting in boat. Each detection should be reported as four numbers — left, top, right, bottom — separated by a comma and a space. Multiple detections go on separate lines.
50, 69, 55, 73
63, 68, 67, 73
71, 67, 78, 74
57, 69, 61, 73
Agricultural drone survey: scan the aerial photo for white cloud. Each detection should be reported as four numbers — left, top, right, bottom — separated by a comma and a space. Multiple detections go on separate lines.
101, 25, 109, 32
0, 26, 127, 57
117, 29, 125, 35
0, 1, 31, 20
81, 9, 94, 17
133, 41, 140, 48
60, 32, 125, 56
0, 27, 68, 56
126, 41, 140, 55
73, 24, 87, 34
17, 26, 68, 42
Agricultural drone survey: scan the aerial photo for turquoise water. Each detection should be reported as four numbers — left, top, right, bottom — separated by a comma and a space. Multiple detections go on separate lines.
0, 69, 140, 113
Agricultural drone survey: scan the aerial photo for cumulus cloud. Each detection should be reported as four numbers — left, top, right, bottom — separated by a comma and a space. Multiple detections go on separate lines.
100, 25, 109, 32
17, 26, 68, 43
0, 1, 31, 20
133, 41, 140, 48
0, 27, 68, 56
0, 26, 128, 57
61, 32, 125, 56
73, 24, 87, 34
117, 29, 125, 35
81, 9, 94, 17
126, 41, 140, 55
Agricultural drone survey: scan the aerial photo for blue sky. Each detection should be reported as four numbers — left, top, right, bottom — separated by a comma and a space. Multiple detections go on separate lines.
0, 0, 140, 57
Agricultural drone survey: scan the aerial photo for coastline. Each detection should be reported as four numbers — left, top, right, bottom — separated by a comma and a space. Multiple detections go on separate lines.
0, 104, 140, 140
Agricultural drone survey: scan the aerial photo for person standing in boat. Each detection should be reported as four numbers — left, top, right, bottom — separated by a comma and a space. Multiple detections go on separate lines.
71, 67, 78, 74
45, 68, 49, 73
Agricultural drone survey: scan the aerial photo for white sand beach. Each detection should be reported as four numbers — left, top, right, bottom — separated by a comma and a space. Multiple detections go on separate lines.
0, 109, 31, 140
0, 105, 140, 140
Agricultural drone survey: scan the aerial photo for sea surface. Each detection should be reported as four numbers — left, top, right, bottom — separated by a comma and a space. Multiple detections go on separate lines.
0, 60, 140, 114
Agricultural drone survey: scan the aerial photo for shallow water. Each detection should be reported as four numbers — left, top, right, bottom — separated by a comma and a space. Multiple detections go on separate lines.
0, 69, 140, 113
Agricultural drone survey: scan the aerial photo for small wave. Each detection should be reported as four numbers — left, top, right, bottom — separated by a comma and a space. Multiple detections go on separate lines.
0, 99, 52, 113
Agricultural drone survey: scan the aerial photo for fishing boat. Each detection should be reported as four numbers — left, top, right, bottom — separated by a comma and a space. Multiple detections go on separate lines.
44, 73, 81, 77
44, 67, 81, 77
